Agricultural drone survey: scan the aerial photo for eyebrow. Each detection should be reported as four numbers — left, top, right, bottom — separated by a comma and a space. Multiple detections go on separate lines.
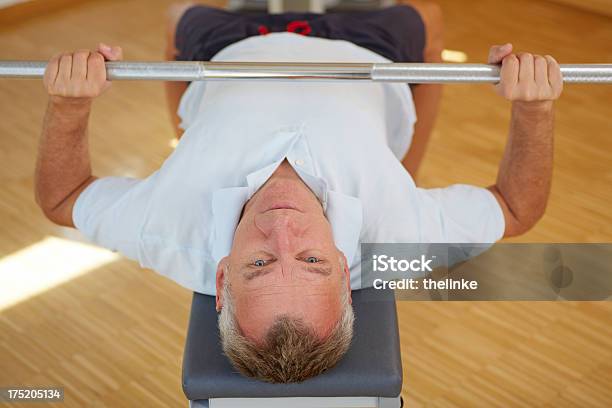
242, 264, 333, 281
243, 267, 273, 281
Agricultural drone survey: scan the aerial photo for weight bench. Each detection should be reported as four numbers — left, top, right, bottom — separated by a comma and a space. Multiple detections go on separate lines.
182, 287, 403, 408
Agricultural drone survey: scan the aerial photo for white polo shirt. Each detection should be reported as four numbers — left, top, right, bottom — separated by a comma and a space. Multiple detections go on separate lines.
73, 33, 504, 295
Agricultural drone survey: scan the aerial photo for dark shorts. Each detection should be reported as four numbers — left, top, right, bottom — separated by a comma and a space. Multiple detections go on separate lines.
175, 5, 426, 63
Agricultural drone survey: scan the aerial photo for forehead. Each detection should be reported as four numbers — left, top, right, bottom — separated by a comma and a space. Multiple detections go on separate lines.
234, 286, 342, 343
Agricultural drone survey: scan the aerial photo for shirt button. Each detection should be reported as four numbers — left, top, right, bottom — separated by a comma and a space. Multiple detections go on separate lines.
295, 159, 305, 166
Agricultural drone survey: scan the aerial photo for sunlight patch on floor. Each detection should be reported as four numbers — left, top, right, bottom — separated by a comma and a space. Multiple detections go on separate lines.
0, 236, 120, 310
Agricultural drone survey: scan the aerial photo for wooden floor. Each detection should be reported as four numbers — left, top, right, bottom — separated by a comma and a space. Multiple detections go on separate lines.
0, 0, 611, 406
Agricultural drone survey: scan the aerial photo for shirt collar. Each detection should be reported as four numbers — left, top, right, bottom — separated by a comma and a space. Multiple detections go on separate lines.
245, 129, 329, 207
211, 160, 361, 266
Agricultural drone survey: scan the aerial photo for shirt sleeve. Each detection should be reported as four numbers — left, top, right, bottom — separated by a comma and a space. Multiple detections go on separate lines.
416, 184, 506, 243
72, 176, 154, 262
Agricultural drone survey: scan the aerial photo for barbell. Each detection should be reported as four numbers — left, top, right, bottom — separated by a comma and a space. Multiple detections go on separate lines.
1, 61, 611, 83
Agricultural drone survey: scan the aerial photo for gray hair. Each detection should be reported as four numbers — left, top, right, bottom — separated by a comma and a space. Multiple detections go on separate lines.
218, 260, 354, 383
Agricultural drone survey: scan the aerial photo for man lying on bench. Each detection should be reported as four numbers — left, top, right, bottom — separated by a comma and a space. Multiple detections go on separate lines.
34, 1, 562, 383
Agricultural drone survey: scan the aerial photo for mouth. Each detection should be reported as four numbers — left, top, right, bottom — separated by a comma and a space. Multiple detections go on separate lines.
264, 202, 302, 212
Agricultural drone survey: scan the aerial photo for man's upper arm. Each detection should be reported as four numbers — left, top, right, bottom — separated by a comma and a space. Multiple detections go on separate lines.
43, 176, 98, 228
70, 176, 153, 261
416, 184, 506, 243
486, 185, 535, 238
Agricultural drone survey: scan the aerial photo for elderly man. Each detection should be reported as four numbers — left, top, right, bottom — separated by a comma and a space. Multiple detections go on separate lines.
35, 1, 562, 384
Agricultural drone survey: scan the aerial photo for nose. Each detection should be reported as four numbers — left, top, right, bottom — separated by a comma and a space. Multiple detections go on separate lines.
254, 211, 307, 250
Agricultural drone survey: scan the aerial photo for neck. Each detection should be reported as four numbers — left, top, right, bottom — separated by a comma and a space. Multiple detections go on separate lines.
241, 159, 321, 218
268, 159, 302, 182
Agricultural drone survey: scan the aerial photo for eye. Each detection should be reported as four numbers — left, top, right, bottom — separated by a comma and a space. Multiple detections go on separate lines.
253, 259, 266, 267
305, 256, 320, 263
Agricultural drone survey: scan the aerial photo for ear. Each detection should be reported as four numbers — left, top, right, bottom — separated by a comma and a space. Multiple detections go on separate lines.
216, 256, 230, 312
339, 252, 352, 305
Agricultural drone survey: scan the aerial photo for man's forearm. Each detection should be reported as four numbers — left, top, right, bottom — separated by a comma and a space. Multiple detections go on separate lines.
490, 101, 554, 236
35, 99, 97, 225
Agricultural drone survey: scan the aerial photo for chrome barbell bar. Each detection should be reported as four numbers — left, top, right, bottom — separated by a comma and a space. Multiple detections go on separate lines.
1, 60, 611, 83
